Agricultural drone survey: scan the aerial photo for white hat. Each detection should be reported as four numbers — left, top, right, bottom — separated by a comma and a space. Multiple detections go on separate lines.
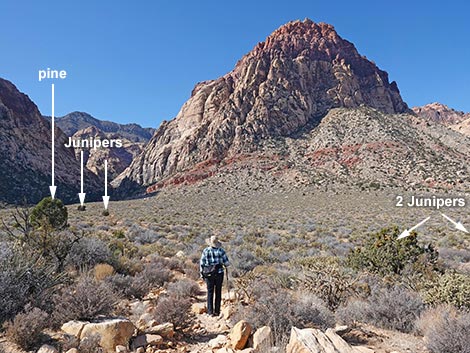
206, 235, 221, 248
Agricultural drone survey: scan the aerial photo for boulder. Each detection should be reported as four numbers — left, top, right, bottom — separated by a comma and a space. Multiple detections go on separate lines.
115, 345, 128, 353
61, 320, 89, 337
230, 320, 252, 350
286, 327, 372, 353
80, 318, 135, 353
215, 348, 236, 353
221, 305, 233, 319
253, 326, 272, 351
148, 322, 175, 338
209, 334, 229, 349
37, 345, 59, 353
65, 349, 79, 353
133, 334, 163, 348
191, 302, 206, 315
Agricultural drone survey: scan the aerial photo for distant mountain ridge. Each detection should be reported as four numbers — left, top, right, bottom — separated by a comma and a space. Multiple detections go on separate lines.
48, 111, 155, 143
0, 78, 102, 204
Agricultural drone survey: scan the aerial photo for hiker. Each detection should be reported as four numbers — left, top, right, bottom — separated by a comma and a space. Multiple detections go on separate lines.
200, 235, 230, 317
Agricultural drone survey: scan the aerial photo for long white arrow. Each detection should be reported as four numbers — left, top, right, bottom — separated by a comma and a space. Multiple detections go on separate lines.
49, 84, 57, 199
102, 160, 110, 210
441, 213, 469, 233
78, 150, 86, 206
398, 216, 431, 239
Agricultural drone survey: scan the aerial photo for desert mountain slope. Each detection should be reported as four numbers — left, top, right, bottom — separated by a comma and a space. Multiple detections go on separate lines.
138, 107, 470, 193
53, 111, 155, 143
0, 78, 101, 204
451, 118, 470, 137
114, 19, 410, 192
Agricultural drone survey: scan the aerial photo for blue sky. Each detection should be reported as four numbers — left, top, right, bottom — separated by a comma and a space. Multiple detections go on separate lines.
0, 0, 469, 128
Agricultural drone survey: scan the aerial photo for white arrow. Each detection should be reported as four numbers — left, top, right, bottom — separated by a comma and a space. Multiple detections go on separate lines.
78, 150, 86, 206
49, 84, 56, 199
398, 216, 431, 239
102, 160, 110, 210
441, 213, 469, 233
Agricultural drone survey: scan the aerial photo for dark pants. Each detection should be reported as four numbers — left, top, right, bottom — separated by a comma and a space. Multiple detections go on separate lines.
205, 272, 224, 315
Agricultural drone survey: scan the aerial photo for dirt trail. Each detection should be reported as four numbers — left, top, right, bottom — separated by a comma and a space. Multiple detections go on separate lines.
186, 281, 235, 353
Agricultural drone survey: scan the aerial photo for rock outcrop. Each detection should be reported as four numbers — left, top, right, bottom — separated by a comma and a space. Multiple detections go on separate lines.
71, 126, 145, 179
0, 78, 101, 204
451, 117, 470, 137
413, 102, 469, 126
114, 19, 410, 192
62, 318, 135, 353
285, 327, 374, 353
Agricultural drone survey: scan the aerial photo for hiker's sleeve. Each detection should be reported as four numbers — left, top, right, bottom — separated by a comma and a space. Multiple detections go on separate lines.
222, 249, 230, 267
200, 249, 206, 273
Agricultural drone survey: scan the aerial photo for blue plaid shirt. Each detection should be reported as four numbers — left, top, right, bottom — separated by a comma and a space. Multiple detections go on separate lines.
200, 246, 230, 274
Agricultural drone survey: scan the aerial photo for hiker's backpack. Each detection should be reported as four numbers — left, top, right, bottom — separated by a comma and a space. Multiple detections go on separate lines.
201, 263, 221, 279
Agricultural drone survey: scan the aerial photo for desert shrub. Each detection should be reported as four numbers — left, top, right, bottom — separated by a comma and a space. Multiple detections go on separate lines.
106, 263, 171, 299
30, 197, 68, 229
336, 299, 368, 326
292, 293, 335, 329
113, 254, 143, 275
154, 296, 192, 329
295, 256, 363, 309
236, 279, 334, 348
230, 248, 265, 276
0, 249, 62, 323
141, 263, 172, 287
347, 227, 437, 276
94, 263, 115, 281
4, 305, 49, 350
134, 229, 161, 245
166, 278, 200, 299
146, 253, 183, 271
107, 273, 151, 299
52, 276, 116, 325
183, 260, 201, 281
66, 237, 112, 269
416, 305, 470, 353
421, 272, 470, 308
336, 284, 423, 333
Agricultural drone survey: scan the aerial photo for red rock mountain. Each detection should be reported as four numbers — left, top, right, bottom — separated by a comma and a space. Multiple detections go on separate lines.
0, 78, 101, 204
114, 19, 412, 192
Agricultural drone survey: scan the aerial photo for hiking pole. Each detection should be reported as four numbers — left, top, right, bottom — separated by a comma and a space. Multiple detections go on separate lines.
226, 266, 231, 301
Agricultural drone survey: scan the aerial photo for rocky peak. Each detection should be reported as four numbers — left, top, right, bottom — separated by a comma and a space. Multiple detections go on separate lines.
114, 19, 411, 191
413, 102, 470, 125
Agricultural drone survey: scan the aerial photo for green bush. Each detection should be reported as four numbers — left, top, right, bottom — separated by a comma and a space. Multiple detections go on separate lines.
347, 227, 436, 276
422, 272, 470, 308
30, 197, 68, 229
